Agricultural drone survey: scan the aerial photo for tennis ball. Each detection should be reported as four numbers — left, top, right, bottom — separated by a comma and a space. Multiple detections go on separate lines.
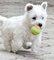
31, 25, 41, 35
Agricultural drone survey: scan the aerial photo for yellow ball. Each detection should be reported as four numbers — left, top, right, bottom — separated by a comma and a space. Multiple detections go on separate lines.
31, 26, 41, 35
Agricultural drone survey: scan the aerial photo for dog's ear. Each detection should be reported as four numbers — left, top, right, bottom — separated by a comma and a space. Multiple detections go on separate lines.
25, 3, 33, 11
41, 2, 48, 10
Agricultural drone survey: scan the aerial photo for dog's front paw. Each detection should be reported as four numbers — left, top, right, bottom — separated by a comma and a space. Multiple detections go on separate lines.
23, 42, 32, 49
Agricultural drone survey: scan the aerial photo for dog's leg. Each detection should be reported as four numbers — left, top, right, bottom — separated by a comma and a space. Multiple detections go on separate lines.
11, 39, 23, 53
31, 33, 42, 55
23, 42, 32, 49
3, 31, 12, 52
3, 35, 12, 52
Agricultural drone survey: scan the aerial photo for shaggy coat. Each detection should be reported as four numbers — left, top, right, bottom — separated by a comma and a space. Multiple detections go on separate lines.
0, 2, 48, 54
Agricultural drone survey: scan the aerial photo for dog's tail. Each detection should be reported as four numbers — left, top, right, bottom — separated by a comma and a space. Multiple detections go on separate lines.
0, 15, 7, 27
0, 16, 7, 36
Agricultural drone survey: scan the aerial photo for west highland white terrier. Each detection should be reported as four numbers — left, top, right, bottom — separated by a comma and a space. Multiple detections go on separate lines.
0, 2, 48, 54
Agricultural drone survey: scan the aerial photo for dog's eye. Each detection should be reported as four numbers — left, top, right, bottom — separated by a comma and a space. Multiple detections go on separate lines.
32, 17, 36, 20
42, 17, 44, 20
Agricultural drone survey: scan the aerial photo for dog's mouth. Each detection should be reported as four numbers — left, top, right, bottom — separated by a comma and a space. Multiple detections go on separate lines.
30, 23, 43, 30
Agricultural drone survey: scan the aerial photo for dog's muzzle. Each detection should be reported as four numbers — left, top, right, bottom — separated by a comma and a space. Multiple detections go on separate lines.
38, 23, 42, 28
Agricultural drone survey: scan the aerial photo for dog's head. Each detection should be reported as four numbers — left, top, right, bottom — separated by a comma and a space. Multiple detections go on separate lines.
25, 2, 48, 30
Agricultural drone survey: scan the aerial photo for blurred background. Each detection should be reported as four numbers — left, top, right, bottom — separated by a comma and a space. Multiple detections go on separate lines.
0, 0, 54, 17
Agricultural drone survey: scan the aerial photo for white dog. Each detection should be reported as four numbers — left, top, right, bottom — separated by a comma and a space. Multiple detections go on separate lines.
0, 2, 48, 54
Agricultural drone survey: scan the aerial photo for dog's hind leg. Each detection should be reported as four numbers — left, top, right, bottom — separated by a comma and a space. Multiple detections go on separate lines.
2, 29, 13, 52
11, 38, 23, 53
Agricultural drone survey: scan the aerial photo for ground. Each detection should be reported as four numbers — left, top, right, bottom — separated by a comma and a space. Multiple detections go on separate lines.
0, 0, 54, 60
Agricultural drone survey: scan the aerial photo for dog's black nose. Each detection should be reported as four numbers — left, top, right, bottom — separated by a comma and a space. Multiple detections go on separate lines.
38, 23, 42, 28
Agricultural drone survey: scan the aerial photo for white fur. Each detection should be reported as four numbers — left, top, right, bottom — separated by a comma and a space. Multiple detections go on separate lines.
0, 2, 48, 53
